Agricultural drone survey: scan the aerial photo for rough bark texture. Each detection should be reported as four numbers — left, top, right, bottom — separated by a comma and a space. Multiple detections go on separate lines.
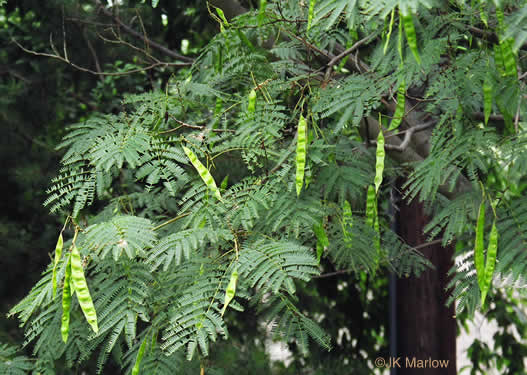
395, 194, 457, 375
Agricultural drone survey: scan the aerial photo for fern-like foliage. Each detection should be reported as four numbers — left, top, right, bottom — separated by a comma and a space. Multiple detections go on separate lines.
312, 74, 387, 133
259, 293, 332, 355
404, 126, 495, 202
160, 260, 231, 358
83, 216, 157, 260
0, 343, 34, 375
11, 0, 527, 373
238, 240, 319, 294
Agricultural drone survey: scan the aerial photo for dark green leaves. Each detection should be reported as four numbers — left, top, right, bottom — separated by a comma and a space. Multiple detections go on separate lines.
238, 240, 319, 295
83, 216, 156, 260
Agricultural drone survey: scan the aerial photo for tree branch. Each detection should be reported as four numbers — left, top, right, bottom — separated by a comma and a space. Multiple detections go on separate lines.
82, 28, 103, 80
159, 117, 235, 135
324, 32, 378, 81
12, 38, 188, 76
95, 0, 194, 63
383, 121, 436, 152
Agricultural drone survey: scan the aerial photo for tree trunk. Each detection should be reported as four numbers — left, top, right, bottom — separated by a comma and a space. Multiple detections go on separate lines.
395, 195, 457, 374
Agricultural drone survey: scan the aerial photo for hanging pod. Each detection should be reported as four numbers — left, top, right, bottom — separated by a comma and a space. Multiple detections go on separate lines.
481, 221, 498, 307
70, 245, 99, 334
365, 185, 377, 229
132, 335, 148, 375
52, 232, 64, 298
389, 80, 406, 131
366, 185, 380, 270
374, 128, 385, 194
307, 0, 316, 31
295, 115, 307, 196
474, 200, 486, 291
258, 0, 267, 26
383, 9, 396, 55
183, 145, 222, 201
483, 72, 493, 126
221, 266, 239, 316
313, 222, 329, 263
341, 200, 353, 251
61, 254, 72, 343
342, 200, 353, 237
248, 89, 257, 116
399, 7, 421, 64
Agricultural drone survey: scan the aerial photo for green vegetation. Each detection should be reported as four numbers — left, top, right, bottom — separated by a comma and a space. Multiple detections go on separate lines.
2, 0, 527, 374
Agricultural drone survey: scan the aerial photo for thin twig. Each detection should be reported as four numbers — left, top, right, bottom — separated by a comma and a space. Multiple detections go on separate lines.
312, 269, 352, 279
95, 0, 193, 63
12, 38, 188, 76
83, 28, 103, 80
62, 5, 68, 61
0, 67, 31, 83
136, 8, 150, 54
283, 28, 331, 59
324, 32, 377, 81
413, 239, 444, 250
382, 120, 436, 152
99, 29, 160, 64
159, 117, 235, 134
152, 212, 190, 231
66, 17, 115, 27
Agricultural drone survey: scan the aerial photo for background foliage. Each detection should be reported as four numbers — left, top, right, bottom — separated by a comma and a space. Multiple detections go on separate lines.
2, 0, 527, 374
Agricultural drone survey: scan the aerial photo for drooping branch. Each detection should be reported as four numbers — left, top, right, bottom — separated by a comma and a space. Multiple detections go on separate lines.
95, 0, 194, 63
383, 121, 436, 152
82, 28, 103, 80
12, 38, 187, 76
324, 31, 378, 80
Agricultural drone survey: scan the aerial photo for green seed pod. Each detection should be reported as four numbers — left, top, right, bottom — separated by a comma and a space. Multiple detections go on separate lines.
374, 129, 385, 194
295, 115, 307, 196
183, 146, 222, 201
71, 246, 98, 333
61, 255, 72, 343
52, 232, 63, 298
221, 266, 239, 316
